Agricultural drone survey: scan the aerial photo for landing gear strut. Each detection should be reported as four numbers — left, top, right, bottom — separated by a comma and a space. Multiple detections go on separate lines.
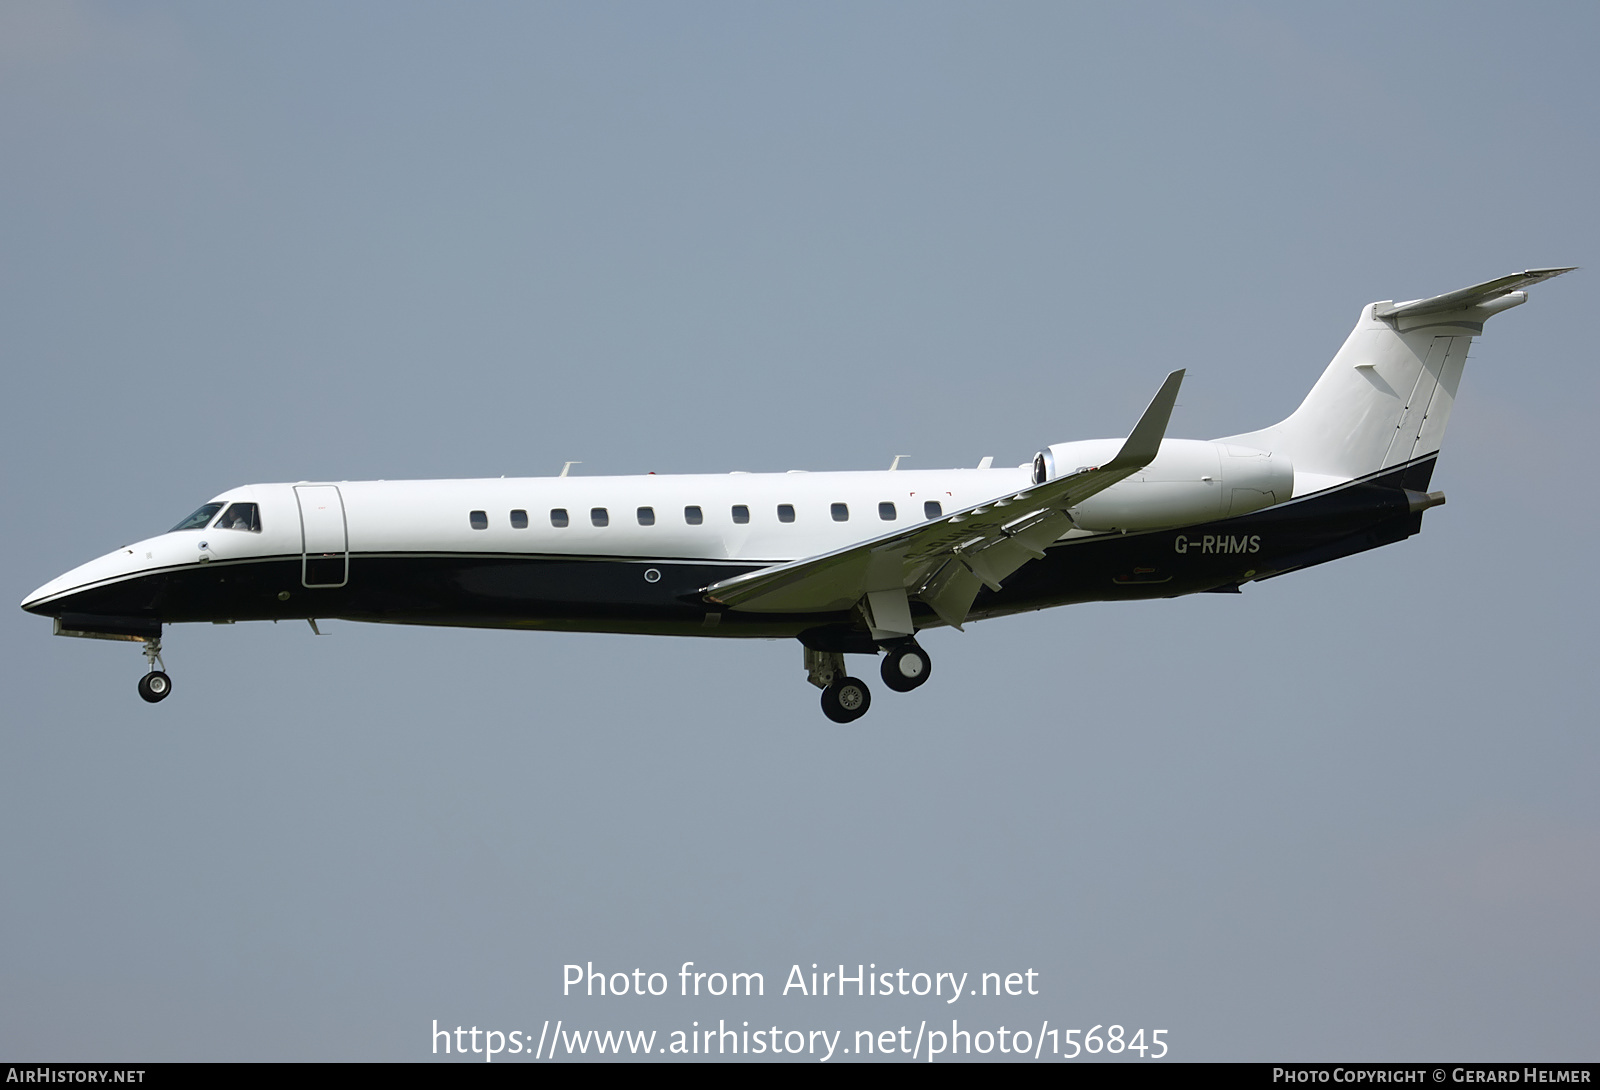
138, 636, 171, 704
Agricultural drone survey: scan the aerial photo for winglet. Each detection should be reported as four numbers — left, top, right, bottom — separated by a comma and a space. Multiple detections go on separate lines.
1101, 369, 1184, 473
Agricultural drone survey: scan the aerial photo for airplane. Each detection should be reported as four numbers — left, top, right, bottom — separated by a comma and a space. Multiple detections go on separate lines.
21, 268, 1573, 722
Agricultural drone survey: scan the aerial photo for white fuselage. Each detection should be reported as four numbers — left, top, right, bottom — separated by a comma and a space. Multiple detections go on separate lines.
23, 439, 1296, 614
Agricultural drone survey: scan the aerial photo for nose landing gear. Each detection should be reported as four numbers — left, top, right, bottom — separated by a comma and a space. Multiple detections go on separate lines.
138, 637, 171, 703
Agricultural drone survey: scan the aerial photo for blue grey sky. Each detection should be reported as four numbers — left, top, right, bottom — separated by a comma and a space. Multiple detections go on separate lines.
2, 1, 1595, 1061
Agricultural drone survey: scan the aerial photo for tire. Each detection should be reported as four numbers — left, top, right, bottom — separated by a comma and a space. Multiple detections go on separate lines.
880, 643, 931, 693
138, 671, 172, 704
820, 676, 872, 723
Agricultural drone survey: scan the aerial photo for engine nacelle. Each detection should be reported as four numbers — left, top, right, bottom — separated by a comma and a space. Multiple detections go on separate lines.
1032, 438, 1293, 532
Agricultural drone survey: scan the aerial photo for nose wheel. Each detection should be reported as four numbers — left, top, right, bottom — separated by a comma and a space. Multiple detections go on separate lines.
137, 637, 172, 703
138, 671, 172, 703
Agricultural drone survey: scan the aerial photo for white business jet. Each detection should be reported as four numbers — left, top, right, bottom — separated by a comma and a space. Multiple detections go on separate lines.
22, 269, 1572, 721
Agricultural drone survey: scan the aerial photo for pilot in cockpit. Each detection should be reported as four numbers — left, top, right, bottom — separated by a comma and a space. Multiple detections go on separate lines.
220, 503, 259, 532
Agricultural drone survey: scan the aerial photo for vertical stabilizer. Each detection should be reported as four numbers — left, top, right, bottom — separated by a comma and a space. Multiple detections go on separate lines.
1221, 269, 1573, 493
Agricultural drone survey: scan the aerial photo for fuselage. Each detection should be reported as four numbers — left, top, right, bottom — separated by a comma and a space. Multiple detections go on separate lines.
20, 444, 1422, 650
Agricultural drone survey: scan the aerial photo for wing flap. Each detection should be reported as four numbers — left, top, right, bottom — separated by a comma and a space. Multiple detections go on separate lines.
917, 559, 984, 629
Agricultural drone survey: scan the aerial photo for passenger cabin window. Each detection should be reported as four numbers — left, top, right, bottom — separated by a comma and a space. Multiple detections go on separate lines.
510, 509, 528, 529
637, 506, 655, 526
469, 510, 488, 529
591, 508, 609, 527
831, 503, 849, 522
551, 508, 569, 528
924, 500, 943, 519
777, 504, 795, 523
684, 506, 703, 525
170, 502, 224, 532
878, 502, 896, 521
217, 502, 261, 532
732, 505, 750, 525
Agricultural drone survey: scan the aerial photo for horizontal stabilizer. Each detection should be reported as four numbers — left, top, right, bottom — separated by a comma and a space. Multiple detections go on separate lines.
1375, 268, 1575, 319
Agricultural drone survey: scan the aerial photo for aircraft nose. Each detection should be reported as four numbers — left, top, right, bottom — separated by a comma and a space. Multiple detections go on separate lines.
21, 575, 69, 614
20, 544, 154, 617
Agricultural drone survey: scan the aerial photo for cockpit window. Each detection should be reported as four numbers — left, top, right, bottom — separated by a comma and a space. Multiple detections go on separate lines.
170, 503, 224, 532
216, 502, 261, 532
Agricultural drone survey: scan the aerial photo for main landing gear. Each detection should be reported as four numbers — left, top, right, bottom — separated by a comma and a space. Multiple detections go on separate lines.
820, 675, 871, 723
880, 641, 932, 693
804, 638, 932, 723
137, 636, 172, 704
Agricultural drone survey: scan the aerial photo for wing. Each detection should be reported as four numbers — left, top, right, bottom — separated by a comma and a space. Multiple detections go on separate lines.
702, 369, 1185, 633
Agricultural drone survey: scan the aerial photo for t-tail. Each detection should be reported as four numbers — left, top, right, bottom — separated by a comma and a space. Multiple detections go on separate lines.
1221, 268, 1575, 495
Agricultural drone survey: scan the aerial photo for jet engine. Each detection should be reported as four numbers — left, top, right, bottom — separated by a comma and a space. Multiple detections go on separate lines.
1033, 438, 1293, 532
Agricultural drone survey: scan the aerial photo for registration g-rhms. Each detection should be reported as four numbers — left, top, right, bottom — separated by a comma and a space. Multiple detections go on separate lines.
23, 269, 1572, 721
